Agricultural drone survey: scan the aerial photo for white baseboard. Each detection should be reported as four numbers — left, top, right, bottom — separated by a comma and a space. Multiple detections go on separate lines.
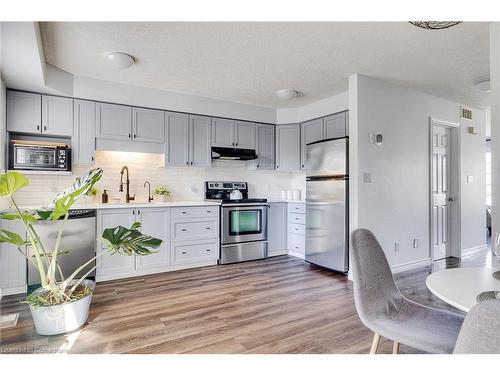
391, 258, 431, 274
461, 245, 488, 257
268, 250, 288, 257
288, 251, 305, 259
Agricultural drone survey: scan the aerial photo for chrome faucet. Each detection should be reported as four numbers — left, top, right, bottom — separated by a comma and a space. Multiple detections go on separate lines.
144, 181, 153, 203
119, 165, 135, 203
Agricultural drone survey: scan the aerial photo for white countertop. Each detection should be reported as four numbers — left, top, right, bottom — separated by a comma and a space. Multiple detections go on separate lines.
19, 201, 221, 210
267, 200, 306, 204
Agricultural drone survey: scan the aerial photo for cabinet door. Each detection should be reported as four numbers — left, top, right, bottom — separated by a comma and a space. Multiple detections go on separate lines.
234, 121, 256, 149
132, 107, 165, 143
0, 220, 26, 293
211, 118, 235, 147
324, 112, 347, 139
96, 209, 135, 280
166, 112, 189, 166
73, 100, 96, 165
189, 115, 211, 168
268, 203, 287, 255
96, 103, 132, 140
276, 124, 301, 171
301, 118, 324, 170
254, 124, 275, 170
41, 95, 74, 136
7, 91, 42, 133
135, 208, 170, 271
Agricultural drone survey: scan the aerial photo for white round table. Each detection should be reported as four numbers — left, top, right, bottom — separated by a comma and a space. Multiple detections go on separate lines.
426, 267, 500, 312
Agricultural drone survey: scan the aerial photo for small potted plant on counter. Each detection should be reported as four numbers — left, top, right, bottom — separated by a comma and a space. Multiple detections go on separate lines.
152, 186, 171, 202
0, 168, 162, 336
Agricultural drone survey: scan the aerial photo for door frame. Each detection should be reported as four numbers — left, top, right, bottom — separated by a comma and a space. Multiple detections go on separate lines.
429, 117, 461, 260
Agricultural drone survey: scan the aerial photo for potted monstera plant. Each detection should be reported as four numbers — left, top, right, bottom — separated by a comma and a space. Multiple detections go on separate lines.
0, 168, 162, 335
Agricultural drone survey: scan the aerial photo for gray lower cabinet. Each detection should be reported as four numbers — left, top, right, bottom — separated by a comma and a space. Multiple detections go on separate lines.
276, 124, 301, 171
287, 203, 306, 257
249, 124, 275, 170
135, 208, 170, 272
7, 91, 42, 134
96, 102, 132, 140
267, 203, 287, 255
189, 115, 211, 167
132, 107, 165, 143
41, 95, 74, 136
0, 220, 27, 296
73, 100, 96, 165
166, 112, 190, 166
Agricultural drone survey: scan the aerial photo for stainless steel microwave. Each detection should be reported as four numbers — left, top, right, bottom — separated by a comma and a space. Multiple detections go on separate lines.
10, 141, 71, 171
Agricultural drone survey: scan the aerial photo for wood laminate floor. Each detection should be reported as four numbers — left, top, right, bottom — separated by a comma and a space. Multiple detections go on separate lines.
0, 246, 493, 354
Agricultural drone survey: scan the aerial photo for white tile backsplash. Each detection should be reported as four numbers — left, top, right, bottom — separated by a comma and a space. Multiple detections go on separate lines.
12, 151, 303, 206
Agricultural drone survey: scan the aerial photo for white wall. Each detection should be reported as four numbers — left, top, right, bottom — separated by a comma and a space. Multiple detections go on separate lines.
491, 23, 500, 238
276, 91, 348, 124
350, 75, 486, 270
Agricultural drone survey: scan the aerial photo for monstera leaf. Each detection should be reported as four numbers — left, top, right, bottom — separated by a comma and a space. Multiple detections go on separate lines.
0, 172, 29, 197
100, 222, 162, 256
0, 209, 38, 223
38, 168, 103, 220
0, 229, 28, 246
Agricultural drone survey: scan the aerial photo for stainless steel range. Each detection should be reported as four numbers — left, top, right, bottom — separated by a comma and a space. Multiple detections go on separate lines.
205, 181, 268, 264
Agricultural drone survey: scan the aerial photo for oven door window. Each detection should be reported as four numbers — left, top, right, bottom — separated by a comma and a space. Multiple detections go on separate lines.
16, 147, 56, 166
229, 210, 262, 235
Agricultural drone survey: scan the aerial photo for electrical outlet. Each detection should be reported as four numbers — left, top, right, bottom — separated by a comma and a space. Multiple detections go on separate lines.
363, 172, 372, 183
413, 238, 419, 248
467, 175, 474, 183
394, 242, 400, 252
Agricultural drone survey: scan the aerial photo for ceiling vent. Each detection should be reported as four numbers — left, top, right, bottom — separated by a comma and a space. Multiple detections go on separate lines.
461, 106, 473, 121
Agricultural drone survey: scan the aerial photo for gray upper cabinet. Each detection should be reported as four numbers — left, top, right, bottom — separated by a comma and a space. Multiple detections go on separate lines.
301, 118, 324, 170
211, 118, 235, 147
73, 100, 96, 165
276, 124, 301, 171
234, 121, 256, 149
166, 112, 189, 166
189, 115, 211, 167
41, 95, 73, 136
96, 103, 132, 140
251, 124, 275, 170
325, 111, 347, 139
132, 107, 165, 143
7, 91, 42, 134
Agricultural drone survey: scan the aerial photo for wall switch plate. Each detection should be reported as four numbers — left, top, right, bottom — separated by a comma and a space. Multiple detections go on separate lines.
413, 238, 419, 248
394, 242, 400, 252
363, 172, 372, 183
467, 175, 474, 183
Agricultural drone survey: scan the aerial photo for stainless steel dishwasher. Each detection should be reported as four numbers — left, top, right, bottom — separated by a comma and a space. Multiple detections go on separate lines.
27, 209, 96, 287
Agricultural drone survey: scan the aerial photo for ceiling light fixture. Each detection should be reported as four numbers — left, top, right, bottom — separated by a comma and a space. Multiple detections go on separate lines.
474, 80, 491, 93
275, 89, 299, 100
409, 21, 462, 30
104, 52, 136, 69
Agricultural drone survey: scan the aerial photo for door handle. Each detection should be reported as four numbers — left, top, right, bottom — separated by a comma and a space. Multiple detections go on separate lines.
448, 197, 456, 202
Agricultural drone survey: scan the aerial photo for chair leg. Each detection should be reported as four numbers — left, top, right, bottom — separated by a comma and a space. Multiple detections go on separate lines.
392, 341, 400, 354
370, 333, 381, 354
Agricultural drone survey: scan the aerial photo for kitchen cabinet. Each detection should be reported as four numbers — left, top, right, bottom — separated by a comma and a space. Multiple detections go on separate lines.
301, 118, 324, 170
189, 115, 211, 167
0, 220, 27, 296
268, 203, 287, 256
73, 99, 96, 165
166, 112, 189, 166
212, 118, 256, 149
276, 124, 301, 171
7, 91, 42, 134
249, 124, 275, 170
132, 107, 165, 143
325, 111, 348, 138
287, 203, 306, 258
135, 208, 170, 272
41, 95, 74, 136
96, 102, 132, 140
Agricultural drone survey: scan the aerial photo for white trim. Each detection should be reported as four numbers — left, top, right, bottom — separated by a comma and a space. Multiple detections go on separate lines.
268, 250, 288, 257
287, 251, 305, 259
0, 285, 27, 297
391, 258, 432, 274
429, 117, 462, 261
461, 245, 488, 257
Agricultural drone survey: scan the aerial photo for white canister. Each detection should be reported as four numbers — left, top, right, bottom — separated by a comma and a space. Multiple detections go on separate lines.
280, 190, 287, 200
286, 190, 294, 200
292, 190, 301, 201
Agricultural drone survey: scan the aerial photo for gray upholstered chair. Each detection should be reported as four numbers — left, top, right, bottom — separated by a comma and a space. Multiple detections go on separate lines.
454, 300, 500, 354
351, 228, 464, 354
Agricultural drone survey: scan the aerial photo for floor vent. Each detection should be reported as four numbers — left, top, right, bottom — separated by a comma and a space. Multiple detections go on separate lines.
461, 106, 473, 120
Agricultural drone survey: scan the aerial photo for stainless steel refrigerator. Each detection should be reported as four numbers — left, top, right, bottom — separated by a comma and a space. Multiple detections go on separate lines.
305, 137, 349, 272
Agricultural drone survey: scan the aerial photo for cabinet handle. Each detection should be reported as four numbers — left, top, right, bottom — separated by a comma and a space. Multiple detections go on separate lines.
91, 156, 94, 162
43, 126, 47, 131
257, 164, 260, 168
190, 161, 193, 165
295, 228, 299, 231
206, 210, 211, 213
181, 211, 187, 214
235, 142, 238, 146
302, 164, 305, 168
132, 210, 135, 215
128, 133, 131, 138
181, 229, 187, 232
206, 227, 211, 230
276, 165, 279, 169
133, 134, 136, 139
295, 246, 299, 249
232, 142, 235, 146
295, 217, 299, 220
186, 161, 189, 166
138, 210, 141, 215
206, 249, 211, 252
182, 251, 187, 255
36, 125, 40, 131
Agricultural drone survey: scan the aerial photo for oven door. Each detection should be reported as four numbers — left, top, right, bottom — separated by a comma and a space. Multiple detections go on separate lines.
221, 204, 268, 244
12, 145, 59, 170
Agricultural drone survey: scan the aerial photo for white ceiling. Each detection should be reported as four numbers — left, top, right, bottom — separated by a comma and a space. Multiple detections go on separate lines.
40, 22, 490, 109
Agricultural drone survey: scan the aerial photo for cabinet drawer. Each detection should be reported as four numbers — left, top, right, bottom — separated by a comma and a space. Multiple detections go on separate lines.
288, 233, 305, 255
288, 213, 306, 225
288, 222, 305, 236
172, 218, 219, 241
171, 206, 219, 219
288, 203, 305, 214
173, 241, 219, 265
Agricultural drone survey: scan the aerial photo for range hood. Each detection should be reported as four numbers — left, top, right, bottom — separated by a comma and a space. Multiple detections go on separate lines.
211, 147, 257, 161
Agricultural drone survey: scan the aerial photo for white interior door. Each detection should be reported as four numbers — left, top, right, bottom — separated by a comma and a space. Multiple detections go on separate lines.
432, 125, 452, 260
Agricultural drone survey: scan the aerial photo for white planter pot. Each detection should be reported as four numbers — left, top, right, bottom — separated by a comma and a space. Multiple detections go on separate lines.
156, 195, 167, 202
29, 279, 95, 336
